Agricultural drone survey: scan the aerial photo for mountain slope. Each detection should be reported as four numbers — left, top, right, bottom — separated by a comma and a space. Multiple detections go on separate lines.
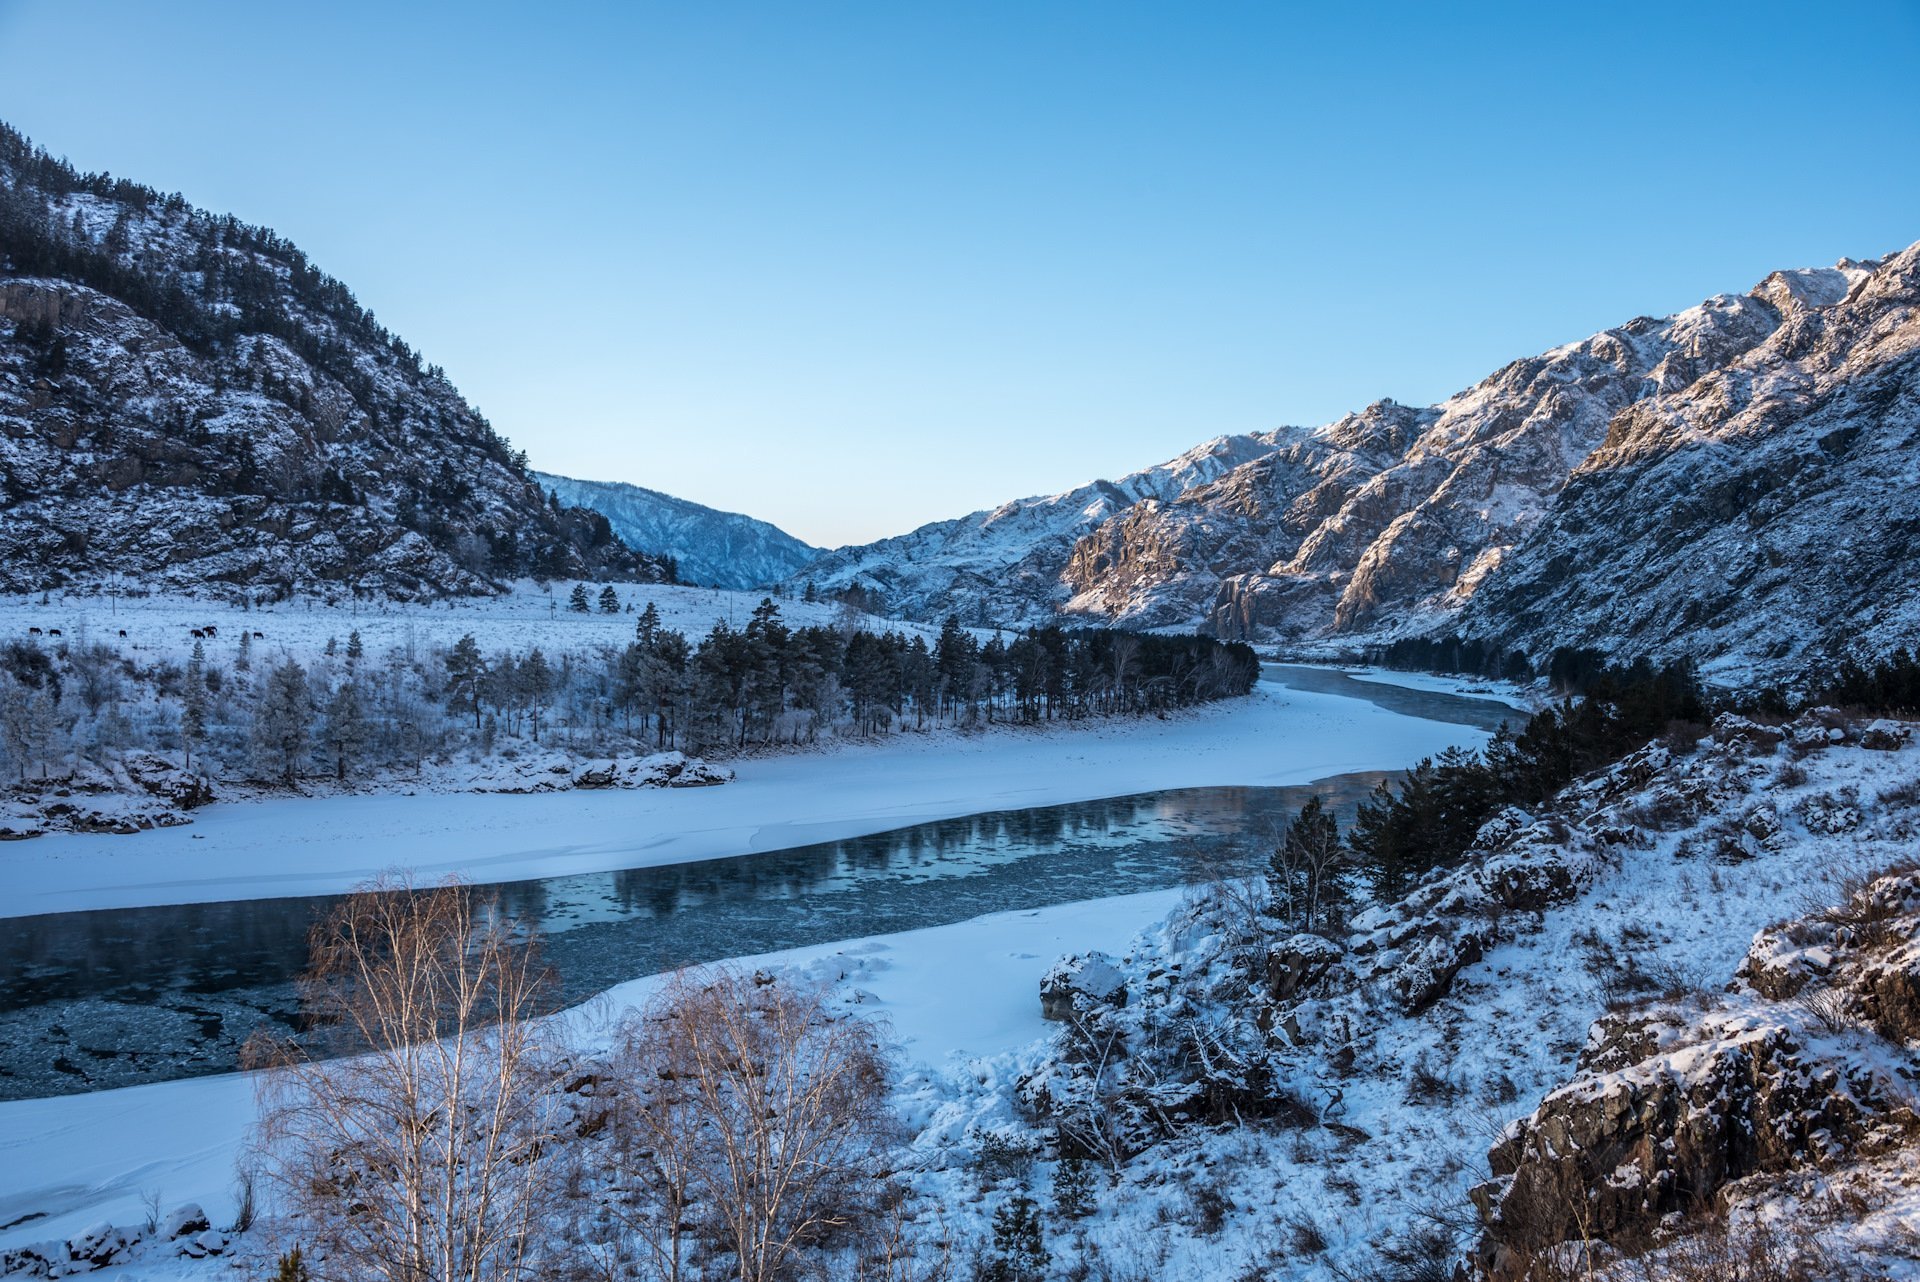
1453, 247, 1920, 681
0, 122, 670, 600
784, 432, 1279, 624
534, 471, 820, 590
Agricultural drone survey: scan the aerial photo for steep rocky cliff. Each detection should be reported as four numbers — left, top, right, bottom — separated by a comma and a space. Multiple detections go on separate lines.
1453, 246, 1920, 682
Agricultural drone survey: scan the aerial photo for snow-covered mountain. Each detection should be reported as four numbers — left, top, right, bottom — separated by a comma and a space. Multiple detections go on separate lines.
795, 243, 1918, 681
783, 432, 1279, 624
1451, 248, 1920, 681
0, 123, 673, 600
534, 472, 820, 591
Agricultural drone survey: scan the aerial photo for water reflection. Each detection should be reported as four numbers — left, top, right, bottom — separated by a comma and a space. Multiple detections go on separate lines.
1, 777, 1384, 1099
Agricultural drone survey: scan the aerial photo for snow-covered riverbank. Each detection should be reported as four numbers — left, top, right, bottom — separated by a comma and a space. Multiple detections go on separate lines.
0, 672, 1498, 918
0, 888, 1185, 1257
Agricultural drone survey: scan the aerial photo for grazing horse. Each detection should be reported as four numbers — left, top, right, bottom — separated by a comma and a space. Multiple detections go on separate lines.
27, 627, 40, 636
190, 629, 205, 639
46, 628, 61, 637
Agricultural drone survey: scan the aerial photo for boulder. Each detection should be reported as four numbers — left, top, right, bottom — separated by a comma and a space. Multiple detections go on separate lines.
1861, 719, 1914, 751
1474, 1022, 1889, 1266
1265, 933, 1343, 1001
159, 1202, 210, 1240
1040, 952, 1128, 1022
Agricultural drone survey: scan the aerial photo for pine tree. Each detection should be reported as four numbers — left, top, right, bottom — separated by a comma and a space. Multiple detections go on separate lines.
346, 629, 363, 663
635, 601, 661, 646
321, 679, 369, 781
981, 1195, 1049, 1282
597, 584, 620, 614
272, 1246, 310, 1282
236, 629, 252, 671
182, 642, 208, 770
252, 659, 312, 785
568, 583, 590, 613
1052, 1157, 1097, 1221
444, 633, 486, 730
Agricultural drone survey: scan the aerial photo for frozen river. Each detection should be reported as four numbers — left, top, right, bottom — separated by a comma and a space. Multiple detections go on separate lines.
0, 665, 1517, 1099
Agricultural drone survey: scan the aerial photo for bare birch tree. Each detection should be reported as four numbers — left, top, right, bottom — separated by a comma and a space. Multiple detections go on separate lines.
249, 878, 569, 1282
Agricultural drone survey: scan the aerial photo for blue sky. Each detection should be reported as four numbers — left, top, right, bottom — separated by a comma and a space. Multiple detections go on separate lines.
2, 2, 1916, 547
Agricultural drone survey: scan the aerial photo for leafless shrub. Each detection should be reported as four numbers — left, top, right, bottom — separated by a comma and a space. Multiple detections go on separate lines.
602, 965, 900, 1282
1793, 986, 1861, 1035
248, 877, 570, 1282
1607, 1217, 1837, 1282
1286, 1210, 1328, 1256
1877, 775, 1920, 809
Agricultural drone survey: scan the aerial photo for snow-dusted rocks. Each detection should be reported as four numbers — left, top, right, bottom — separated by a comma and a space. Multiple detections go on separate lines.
157, 1204, 209, 1242
1039, 951, 1128, 1021
0, 1207, 231, 1278
1263, 933, 1341, 1001
446, 750, 732, 794
1472, 864, 1920, 1277
0, 754, 213, 838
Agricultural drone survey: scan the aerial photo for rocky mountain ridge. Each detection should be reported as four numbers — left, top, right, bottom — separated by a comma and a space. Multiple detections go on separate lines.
793, 246, 1916, 683
783, 432, 1279, 623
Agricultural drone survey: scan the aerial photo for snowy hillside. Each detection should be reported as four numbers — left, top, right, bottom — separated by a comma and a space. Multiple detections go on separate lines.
0, 123, 672, 599
534, 471, 821, 590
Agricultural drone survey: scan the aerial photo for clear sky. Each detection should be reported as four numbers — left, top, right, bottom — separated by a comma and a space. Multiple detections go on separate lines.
2, 2, 1916, 547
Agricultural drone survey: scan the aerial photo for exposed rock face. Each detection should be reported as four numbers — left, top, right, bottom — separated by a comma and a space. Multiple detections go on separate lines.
0, 124, 670, 600
536, 471, 821, 591
1040, 951, 1129, 1021
1471, 864, 1920, 1277
1456, 248, 1920, 677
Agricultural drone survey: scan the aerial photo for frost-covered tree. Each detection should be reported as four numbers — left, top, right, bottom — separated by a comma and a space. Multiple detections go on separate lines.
252, 658, 312, 784
568, 583, 590, 614
519, 648, 554, 743
320, 678, 369, 782
597, 584, 620, 614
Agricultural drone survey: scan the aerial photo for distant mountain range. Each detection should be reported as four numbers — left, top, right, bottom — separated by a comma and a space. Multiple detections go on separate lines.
534, 472, 820, 591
